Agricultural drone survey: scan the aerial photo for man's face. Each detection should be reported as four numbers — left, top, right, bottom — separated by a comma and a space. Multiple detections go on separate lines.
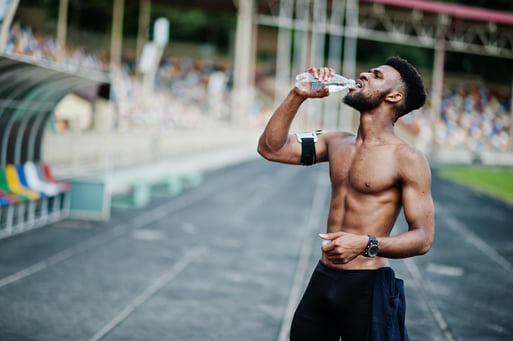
343, 65, 400, 112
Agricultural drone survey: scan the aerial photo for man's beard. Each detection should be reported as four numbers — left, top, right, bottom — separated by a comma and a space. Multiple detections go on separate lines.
343, 91, 386, 112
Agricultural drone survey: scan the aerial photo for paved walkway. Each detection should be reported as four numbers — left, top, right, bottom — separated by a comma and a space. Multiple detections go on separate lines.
0, 150, 512, 340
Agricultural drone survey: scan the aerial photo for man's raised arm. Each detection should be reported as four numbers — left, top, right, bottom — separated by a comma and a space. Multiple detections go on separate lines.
257, 67, 332, 165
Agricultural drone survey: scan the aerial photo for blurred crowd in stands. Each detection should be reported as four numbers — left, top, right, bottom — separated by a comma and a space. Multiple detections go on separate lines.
439, 86, 511, 152
109, 56, 238, 131
5, 22, 108, 74
402, 85, 512, 152
4, 23, 513, 152
3, 23, 245, 130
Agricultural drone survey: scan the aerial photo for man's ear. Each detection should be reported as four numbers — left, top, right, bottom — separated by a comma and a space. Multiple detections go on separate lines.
385, 91, 402, 103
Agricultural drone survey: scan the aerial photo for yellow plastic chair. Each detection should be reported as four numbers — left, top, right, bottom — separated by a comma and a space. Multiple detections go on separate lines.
5, 164, 40, 200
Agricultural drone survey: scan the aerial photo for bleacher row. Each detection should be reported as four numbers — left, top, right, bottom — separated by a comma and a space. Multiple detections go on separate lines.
0, 161, 70, 239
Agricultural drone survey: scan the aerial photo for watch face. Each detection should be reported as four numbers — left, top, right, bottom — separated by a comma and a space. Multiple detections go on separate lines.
368, 245, 379, 257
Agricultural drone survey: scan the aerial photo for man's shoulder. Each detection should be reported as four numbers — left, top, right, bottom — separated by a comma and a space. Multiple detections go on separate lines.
394, 141, 432, 180
322, 130, 356, 142
394, 141, 427, 163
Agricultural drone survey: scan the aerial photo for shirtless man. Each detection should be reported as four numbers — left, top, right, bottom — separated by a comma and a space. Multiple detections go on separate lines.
257, 57, 435, 340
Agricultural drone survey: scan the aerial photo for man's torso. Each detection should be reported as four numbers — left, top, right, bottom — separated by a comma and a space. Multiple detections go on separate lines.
322, 133, 408, 269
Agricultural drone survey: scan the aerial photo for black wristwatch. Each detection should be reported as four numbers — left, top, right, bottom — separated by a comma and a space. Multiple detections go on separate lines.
363, 235, 379, 257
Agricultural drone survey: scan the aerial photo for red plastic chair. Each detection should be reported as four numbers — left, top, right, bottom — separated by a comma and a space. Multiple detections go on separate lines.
41, 162, 71, 192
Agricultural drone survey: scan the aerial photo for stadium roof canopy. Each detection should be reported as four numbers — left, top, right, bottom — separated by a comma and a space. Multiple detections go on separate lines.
363, 0, 513, 26
0, 56, 107, 167
147, 0, 513, 58
158, 0, 513, 26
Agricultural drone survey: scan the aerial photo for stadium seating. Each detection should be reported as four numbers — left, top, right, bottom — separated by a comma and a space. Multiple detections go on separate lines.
0, 162, 72, 239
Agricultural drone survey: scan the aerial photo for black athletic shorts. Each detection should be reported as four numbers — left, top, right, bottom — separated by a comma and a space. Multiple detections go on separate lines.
290, 261, 378, 341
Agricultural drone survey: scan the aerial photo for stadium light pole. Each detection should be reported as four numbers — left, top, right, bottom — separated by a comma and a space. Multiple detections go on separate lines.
56, 0, 68, 59
430, 37, 445, 159
326, 0, 344, 129
430, 15, 449, 160
232, 0, 256, 125
273, 0, 293, 110
136, 0, 151, 73
307, 0, 327, 128
110, 0, 124, 72
341, 0, 358, 132
109, 0, 124, 133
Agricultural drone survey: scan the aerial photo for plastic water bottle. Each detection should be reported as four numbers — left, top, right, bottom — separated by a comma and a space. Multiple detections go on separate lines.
295, 72, 356, 93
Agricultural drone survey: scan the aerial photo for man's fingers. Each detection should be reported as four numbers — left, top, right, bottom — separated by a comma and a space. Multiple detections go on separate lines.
308, 67, 336, 82
294, 84, 329, 98
322, 243, 335, 253
319, 232, 335, 239
313, 87, 330, 98
319, 232, 344, 241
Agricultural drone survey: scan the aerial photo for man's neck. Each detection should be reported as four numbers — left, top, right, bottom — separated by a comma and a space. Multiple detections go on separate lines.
356, 112, 396, 144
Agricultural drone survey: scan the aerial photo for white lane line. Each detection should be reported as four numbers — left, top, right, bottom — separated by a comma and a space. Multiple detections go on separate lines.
131, 229, 165, 241
88, 244, 207, 341
277, 170, 329, 341
403, 258, 456, 341
437, 204, 513, 274
425, 262, 464, 277
0, 164, 259, 289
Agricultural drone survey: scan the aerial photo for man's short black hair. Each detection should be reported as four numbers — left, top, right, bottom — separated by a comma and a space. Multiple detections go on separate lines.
384, 56, 426, 117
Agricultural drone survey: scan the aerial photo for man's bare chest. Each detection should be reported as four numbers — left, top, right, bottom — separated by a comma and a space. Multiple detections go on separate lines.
329, 147, 400, 194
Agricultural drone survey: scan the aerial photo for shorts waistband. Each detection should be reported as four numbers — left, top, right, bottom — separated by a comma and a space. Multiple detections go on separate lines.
316, 261, 394, 277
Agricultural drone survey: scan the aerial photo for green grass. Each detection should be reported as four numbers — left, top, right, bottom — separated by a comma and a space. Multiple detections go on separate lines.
437, 166, 513, 204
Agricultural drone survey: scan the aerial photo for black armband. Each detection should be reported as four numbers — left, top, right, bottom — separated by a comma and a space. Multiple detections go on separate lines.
301, 137, 316, 166
296, 131, 322, 166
